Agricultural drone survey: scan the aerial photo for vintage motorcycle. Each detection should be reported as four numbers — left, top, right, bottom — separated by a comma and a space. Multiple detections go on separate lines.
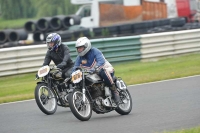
68, 67, 132, 121
34, 65, 71, 115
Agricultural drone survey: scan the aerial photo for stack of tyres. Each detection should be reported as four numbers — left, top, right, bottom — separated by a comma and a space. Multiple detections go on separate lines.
118, 24, 134, 35
33, 31, 45, 42
24, 20, 38, 33
92, 27, 104, 37
49, 15, 65, 31
8, 29, 28, 42
37, 17, 52, 32
73, 28, 90, 38
133, 22, 148, 34
0, 29, 12, 44
170, 17, 186, 27
106, 25, 120, 36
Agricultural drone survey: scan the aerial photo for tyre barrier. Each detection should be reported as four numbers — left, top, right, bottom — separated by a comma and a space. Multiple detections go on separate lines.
49, 15, 66, 31
8, 29, 28, 42
146, 21, 154, 30
56, 30, 74, 41
62, 14, 81, 28
92, 27, 104, 37
119, 24, 134, 34
133, 22, 148, 34
152, 20, 161, 27
1, 17, 200, 47
0, 29, 12, 43
37, 17, 52, 32
73, 28, 90, 38
160, 18, 170, 26
106, 25, 120, 36
183, 22, 200, 29
170, 17, 186, 27
24, 20, 38, 33
33, 31, 45, 42
35, 15, 81, 32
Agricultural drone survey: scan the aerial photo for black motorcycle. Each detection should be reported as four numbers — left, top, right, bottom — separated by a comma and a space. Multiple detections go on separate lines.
34, 65, 71, 115
68, 67, 132, 121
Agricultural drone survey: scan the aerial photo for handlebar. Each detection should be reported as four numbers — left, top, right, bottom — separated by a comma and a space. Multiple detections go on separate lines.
75, 67, 96, 74
51, 66, 62, 71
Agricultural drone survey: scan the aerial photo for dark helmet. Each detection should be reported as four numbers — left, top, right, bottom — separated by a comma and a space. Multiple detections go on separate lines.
46, 33, 61, 51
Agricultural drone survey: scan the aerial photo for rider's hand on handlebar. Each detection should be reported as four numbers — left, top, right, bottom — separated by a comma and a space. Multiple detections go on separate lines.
89, 68, 96, 73
53, 66, 61, 70
53, 65, 57, 69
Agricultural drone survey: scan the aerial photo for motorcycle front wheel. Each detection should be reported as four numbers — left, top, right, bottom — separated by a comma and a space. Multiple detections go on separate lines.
68, 90, 92, 121
35, 83, 57, 115
115, 89, 132, 115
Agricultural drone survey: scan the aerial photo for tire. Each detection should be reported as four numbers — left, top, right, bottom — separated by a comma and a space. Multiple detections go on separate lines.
115, 89, 132, 115
35, 83, 57, 115
68, 90, 92, 121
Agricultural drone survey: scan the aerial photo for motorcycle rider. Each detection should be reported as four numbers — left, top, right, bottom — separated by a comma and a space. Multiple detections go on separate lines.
41, 33, 74, 79
72, 37, 120, 104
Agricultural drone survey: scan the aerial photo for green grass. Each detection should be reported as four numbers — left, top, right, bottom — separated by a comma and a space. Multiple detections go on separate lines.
0, 73, 36, 103
162, 126, 200, 133
0, 53, 200, 104
114, 53, 200, 85
0, 18, 38, 30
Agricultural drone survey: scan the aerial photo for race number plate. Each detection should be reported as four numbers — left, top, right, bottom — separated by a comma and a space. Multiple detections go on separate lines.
71, 70, 82, 83
37, 65, 50, 77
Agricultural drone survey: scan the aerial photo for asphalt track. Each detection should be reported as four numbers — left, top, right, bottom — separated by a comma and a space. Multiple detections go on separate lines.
0, 75, 200, 133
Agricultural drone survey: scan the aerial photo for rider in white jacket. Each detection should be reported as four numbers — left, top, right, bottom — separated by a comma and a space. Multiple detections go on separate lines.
72, 37, 120, 104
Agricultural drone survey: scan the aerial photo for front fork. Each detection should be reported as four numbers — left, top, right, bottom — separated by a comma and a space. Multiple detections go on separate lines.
82, 71, 86, 103
46, 75, 53, 99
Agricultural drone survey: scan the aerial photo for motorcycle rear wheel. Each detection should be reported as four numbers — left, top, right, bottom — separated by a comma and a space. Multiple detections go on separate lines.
115, 89, 132, 115
68, 90, 92, 121
35, 83, 57, 115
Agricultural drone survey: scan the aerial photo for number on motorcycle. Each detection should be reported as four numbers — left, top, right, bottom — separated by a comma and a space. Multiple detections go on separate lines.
71, 70, 82, 83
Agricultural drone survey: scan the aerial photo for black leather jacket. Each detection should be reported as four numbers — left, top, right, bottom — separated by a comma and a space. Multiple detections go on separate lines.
43, 44, 74, 69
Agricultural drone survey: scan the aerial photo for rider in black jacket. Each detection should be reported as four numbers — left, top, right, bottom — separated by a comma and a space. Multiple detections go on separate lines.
42, 33, 74, 78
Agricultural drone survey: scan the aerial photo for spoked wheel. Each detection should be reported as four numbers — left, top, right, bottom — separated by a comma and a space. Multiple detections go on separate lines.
115, 89, 132, 115
68, 90, 92, 121
35, 83, 57, 115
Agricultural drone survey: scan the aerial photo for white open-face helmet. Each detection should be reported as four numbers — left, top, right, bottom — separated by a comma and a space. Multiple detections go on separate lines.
75, 37, 91, 56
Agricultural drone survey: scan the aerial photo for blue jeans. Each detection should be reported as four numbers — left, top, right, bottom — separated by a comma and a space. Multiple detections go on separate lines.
98, 68, 114, 87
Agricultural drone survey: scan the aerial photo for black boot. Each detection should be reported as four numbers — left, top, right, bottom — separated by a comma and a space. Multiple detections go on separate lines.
111, 84, 120, 104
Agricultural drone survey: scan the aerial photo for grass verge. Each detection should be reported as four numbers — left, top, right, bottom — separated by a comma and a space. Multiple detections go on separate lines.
0, 53, 200, 104
162, 126, 200, 133
0, 18, 38, 30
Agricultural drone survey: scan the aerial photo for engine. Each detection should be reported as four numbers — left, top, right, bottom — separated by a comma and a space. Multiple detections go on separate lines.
88, 83, 104, 99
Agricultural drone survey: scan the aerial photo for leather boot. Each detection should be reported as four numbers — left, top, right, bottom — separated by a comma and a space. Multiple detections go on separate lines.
110, 84, 120, 104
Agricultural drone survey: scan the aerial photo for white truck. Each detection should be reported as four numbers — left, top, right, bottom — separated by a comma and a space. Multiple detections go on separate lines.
71, 0, 198, 28
72, 0, 123, 28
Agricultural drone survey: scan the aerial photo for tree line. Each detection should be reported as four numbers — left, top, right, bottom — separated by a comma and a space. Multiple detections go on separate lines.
0, 0, 80, 19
